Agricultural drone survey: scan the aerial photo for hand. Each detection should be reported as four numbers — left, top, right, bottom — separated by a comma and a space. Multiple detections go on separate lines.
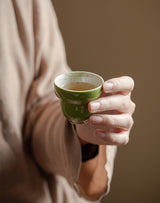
76, 76, 135, 146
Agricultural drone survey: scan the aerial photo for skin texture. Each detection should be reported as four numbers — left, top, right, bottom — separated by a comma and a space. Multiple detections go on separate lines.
76, 76, 135, 146
76, 76, 135, 200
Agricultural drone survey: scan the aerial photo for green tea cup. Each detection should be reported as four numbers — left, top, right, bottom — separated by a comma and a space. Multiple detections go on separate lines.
54, 71, 104, 124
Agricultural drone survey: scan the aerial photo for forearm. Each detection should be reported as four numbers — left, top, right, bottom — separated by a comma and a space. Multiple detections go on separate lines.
77, 145, 108, 200
76, 123, 117, 201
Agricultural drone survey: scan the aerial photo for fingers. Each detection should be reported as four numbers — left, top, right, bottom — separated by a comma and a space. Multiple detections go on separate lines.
89, 114, 134, 131
89, 113, 133, 145
95, 130, 130, 145
88, 94, 135, 114
77, 118, 132, 146
77, 76, 135, 146
103, 76, 134, 95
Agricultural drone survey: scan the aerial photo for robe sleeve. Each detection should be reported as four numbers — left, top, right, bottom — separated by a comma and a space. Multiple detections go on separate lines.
24, 0, 81, 184
24, 0, 117, 201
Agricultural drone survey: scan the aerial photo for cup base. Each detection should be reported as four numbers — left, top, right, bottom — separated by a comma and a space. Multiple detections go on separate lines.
68, 118, 88, 125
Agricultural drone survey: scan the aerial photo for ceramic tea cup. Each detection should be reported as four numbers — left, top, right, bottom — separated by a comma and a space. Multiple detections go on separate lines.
54, 71, 104, 124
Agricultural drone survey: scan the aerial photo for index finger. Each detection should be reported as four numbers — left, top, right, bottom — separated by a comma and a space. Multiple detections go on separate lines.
103, 76, 134, 95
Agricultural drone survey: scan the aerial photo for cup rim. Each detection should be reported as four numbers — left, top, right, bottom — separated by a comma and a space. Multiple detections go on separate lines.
54, 71, 104, 93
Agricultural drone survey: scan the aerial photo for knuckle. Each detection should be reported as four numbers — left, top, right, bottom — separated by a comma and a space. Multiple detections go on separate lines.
100, 98, 111, 111
100, 116, 107, 126
124, 76, 134, 86
103, 115, 117, 129
130, 116, 134, 127
108, 133, 117, 144
112, 79, 120, 90
121, 97, 129, 112
109, 133, 129, 146
99, 99, 106, 111
109, 116, 116, 127
126, 115, 134, 129
123, 76, 135, 92
131, 101, 136, 113
121, 135, 129, 145
128, 76, 134, 90
130, 77, 135, 89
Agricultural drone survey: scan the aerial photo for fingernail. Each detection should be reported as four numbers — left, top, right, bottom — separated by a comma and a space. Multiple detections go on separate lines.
104, 82, 114, 92
90, 102, 100, 112
90, 116, 103, 124
96, 131, 106, 139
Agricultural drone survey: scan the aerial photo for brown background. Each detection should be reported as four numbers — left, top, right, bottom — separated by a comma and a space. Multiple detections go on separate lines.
52, 0, 160, 202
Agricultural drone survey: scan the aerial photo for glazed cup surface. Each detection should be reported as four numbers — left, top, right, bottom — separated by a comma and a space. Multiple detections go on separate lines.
54, 71, 104, 124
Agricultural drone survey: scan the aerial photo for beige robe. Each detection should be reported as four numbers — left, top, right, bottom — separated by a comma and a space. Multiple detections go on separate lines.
0, 0, 117, 202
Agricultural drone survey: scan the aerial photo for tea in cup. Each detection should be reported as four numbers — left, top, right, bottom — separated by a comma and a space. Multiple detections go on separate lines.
54, 71, 104, 124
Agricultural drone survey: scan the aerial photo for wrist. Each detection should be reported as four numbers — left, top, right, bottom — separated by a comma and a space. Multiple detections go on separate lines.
79, 137, 88, 145
81, 143, 99, 162
72, 123, 99, 162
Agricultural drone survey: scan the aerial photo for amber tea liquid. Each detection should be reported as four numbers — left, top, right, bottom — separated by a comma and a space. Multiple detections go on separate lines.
64, 82, 96, 91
